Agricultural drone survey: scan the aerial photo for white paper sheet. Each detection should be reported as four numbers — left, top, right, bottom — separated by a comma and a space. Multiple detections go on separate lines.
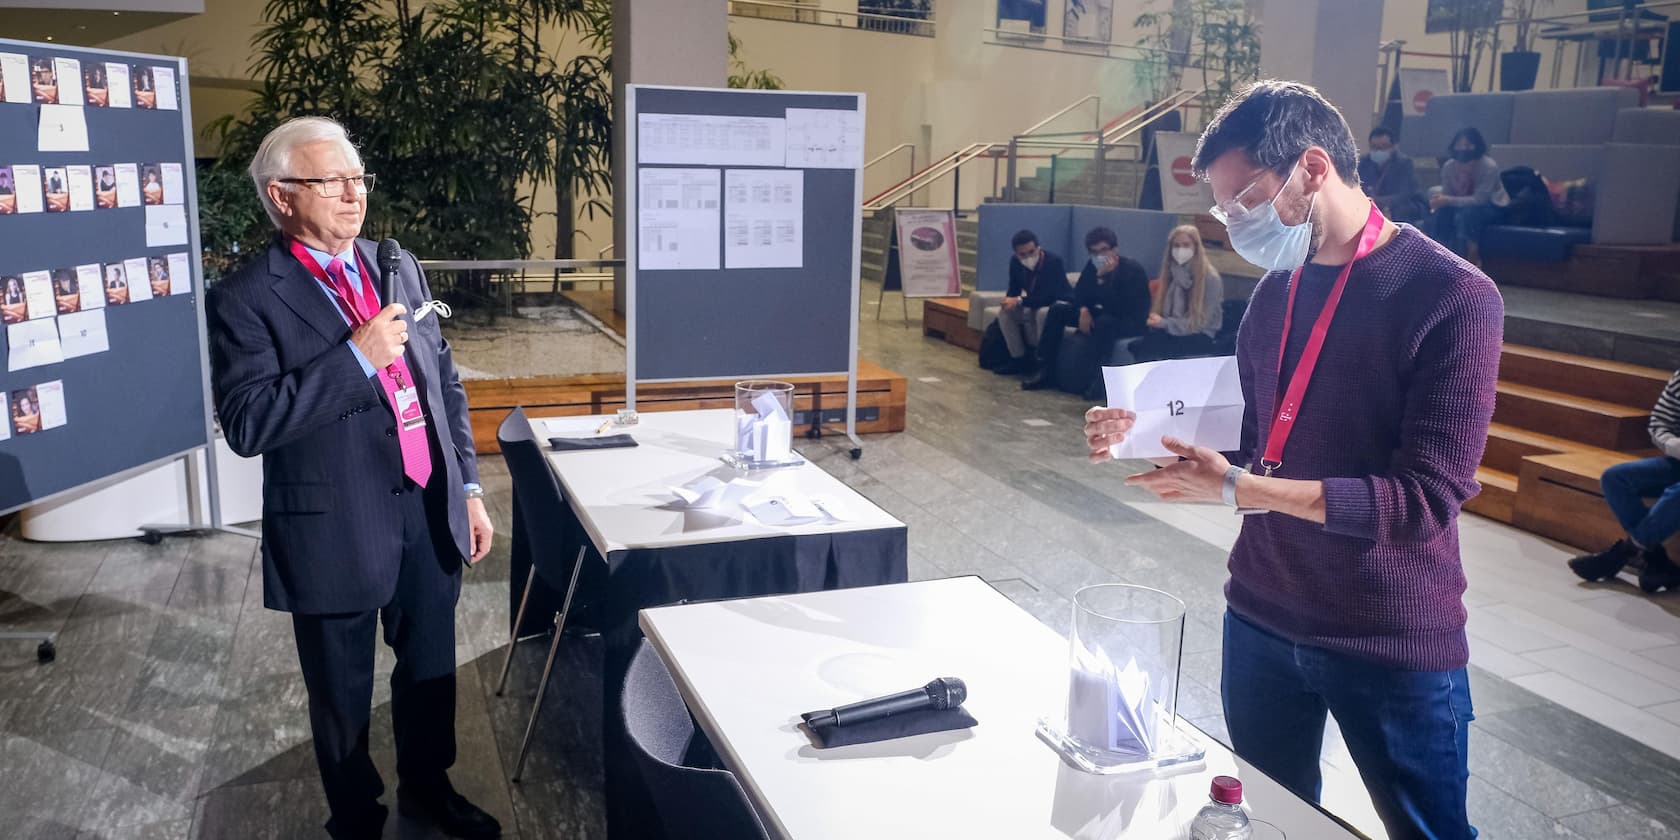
114, 162, 141, 208
53, 58, 82, 106
0, 54, 28, 103
160, 162, 184, 205
7, 317, 64, 371
637, 168, 720, 271
745, 496, 824, 527
59, 310, 109, 359
670, 475, 761, 512
123, 258, 152, 302
167, 252, 191, 295
35, 380, 66, 430
37, 105, 89, 153
107, 63, 131, 108
784, 108, 864, 169
21, 271, 53, 320
65, 165, 93, 212
76, 264, 104, 310
637, 113, 785, 167
723, 169, 802, 269
153, 66, 178, 110
10, 164, 41, 214
145, 204, 189, 247
1102, 356, 1244, 460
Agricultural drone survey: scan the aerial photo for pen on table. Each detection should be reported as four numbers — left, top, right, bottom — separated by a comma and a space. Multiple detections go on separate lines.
596, 419, 614, 435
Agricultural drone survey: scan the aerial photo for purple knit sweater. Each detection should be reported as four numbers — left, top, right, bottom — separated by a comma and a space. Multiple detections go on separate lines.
1227, 225, 1504, 672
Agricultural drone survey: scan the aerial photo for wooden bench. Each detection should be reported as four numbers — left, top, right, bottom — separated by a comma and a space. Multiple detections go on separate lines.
463, 361, 908, 454
921, 297, 982, 352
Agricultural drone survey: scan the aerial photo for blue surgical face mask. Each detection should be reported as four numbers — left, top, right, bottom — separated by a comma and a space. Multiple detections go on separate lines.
1369, 148, 1392, 165
1089, 252, 1112, 273
1223, 161, 1316, 272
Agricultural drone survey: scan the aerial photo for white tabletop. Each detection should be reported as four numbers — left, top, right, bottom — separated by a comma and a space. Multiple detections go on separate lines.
535, 409, 904, 555
640, 577, 1366, 840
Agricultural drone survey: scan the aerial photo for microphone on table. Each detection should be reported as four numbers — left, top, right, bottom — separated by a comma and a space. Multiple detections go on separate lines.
377, 238, 401, 311
803, 677, 967, 729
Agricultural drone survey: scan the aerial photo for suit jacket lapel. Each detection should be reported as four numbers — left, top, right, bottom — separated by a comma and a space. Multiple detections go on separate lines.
268, 238, 352, 346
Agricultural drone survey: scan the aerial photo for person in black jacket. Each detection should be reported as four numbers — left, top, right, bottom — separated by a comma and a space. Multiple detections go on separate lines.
1357, 126, 1425, 223
1024, 226, 1151, 394
995, 229, 1071, 375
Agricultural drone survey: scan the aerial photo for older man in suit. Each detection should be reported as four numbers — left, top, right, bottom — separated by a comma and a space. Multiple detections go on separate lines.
208, 116, 498, 840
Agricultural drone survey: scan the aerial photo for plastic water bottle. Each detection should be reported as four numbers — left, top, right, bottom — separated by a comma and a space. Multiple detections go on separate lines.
1189, 775, 1252, 839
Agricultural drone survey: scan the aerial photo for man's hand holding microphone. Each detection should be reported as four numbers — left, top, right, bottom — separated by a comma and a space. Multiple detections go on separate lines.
351, 303, 409, 368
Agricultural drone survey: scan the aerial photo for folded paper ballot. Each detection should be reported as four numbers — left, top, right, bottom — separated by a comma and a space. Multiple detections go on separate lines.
670, 475, 761, 510
1102, 356, 1244, 461
1067, 641, 1159, 756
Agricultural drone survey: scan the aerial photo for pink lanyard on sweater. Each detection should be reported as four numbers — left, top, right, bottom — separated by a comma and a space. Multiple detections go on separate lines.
1260, 202, 1385, 477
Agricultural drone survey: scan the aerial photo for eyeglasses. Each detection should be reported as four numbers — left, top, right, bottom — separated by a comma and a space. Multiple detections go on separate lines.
1208, 173, 1270, 225
280, 174, 376, 197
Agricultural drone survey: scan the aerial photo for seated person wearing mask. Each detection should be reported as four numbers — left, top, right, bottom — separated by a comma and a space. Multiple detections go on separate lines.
1427, 127, 1506, 260
1567, 368, 1680, 593
1358, 126, 1425, 224
995, 229, 1071, 375
1132, 224, 1224, 362
1024, 226, 1151, 394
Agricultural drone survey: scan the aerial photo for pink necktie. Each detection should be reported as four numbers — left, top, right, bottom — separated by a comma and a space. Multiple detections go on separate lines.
326, 257, 433, 489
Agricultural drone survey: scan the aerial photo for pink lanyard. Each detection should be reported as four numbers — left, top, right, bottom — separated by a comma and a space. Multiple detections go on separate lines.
1260, 202, 1385, 477
288, 239, 408, 389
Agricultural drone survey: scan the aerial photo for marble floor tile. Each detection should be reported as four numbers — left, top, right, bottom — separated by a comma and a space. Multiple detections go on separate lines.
1468, 724, 1618, 819
1559, 806, 1680, 840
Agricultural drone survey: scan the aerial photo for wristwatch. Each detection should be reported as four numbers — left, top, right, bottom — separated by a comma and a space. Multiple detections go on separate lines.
464, 484, 485, 500
1221, 465, 1247, 508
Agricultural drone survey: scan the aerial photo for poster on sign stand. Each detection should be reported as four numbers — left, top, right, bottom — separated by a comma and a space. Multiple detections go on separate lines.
1398, 68, 1450, 117
1153, 132, 1213, 214
893, 209, 962, 299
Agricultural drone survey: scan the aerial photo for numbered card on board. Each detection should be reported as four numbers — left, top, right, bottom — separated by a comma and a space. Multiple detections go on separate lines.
1103, 356, 1244, 460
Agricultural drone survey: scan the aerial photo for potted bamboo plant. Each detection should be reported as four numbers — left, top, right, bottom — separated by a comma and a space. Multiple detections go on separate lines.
1500, 0, 1552, 90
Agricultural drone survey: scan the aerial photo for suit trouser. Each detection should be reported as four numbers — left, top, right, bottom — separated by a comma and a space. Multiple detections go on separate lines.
291, 485, 462, 838
997, 305, 1052, 359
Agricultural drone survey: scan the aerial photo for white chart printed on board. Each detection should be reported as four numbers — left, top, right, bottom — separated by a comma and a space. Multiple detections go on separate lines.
0, 54, 28, 104
637, 168, 721, 271
107, 63, 132, 108
784, 108, 863, 169
153, 67, 178, 110
113, 162, 141, 207
124, 257, 153, 302
167, 252, 191, 295
53, 58, 82, 106
160, 162, 184, 205
35, 380, 67, 430
11, 164, 43, 214
638, 113, 785, 167
75, 264, 104, 310
65, 165, 94, 212
724, 169, 803, 269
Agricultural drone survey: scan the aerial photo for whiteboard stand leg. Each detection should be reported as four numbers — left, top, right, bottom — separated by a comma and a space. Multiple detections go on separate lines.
845, 364, 863, 461
138, 445, 258, 544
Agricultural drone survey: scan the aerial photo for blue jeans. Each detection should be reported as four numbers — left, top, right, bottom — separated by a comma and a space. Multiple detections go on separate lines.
1430, 204, 1504, 256
1222, 611, 1476, 840
1602, 456, 1680, 549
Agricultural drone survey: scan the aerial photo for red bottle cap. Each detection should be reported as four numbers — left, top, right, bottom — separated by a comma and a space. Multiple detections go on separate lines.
1210, 775, 1243, 804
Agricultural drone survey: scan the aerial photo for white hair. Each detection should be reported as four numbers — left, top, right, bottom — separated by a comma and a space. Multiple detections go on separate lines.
248, 116, 364, 228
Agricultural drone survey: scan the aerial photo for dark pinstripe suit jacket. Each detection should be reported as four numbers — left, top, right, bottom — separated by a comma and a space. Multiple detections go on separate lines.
208, 236, 478, 614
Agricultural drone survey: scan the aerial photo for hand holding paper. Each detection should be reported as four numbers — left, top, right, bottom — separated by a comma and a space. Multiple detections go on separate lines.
1099, 356, 1243, 460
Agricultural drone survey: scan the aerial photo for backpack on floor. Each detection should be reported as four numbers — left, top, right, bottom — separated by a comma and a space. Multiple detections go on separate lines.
978, 319, 1011, 370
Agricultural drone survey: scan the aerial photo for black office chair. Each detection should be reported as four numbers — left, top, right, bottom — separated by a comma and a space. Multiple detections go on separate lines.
624, 639, 772, 840
496, 406, 602, 781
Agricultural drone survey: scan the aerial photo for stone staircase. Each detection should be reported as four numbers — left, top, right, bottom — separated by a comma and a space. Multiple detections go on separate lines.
1010, 158, 1150, 208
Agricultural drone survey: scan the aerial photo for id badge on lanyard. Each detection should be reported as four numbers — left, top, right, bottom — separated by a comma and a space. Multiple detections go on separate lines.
1258, 202, 1386, 478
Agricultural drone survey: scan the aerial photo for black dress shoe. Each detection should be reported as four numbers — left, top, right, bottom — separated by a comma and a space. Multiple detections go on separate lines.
994, 356, 1029, 375
1639, 545, 1680, 594
1567, 539, 1638, 582
1022, 371, 1055, 391
398, 785, 502, 839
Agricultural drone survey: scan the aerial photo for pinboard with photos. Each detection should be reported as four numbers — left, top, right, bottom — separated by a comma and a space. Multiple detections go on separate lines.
0, 39, 208, 516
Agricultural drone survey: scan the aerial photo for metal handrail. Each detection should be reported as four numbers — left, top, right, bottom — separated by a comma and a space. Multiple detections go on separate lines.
981, 27, 1191, 61
597, 243, 614, 258
728, 0, 935, 36
1000, 88, 1203, 204
418, 258, 622, 271
864, 143, 917, 189
1019, 94, 1101, 138
863, 142, 1004, 212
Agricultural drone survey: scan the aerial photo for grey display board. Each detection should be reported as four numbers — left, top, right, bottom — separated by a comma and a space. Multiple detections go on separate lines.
626, 85, 863, 384
0, 39, 209, 516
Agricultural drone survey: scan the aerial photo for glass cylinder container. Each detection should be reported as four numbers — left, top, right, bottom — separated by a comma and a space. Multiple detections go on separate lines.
725, 380, 800, 469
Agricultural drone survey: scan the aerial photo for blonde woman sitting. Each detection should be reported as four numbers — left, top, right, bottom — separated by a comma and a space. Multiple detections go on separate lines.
1133, 225, 1224, 362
